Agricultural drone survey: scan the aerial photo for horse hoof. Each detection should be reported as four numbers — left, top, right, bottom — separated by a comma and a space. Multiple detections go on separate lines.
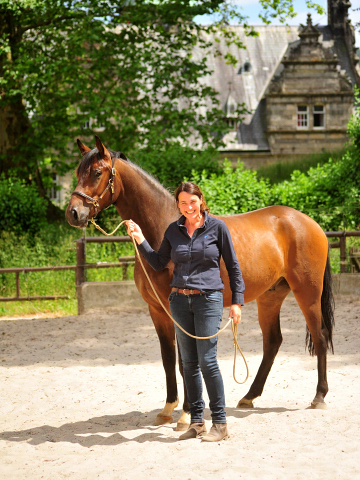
237, 398, 254, 408
176, 422, 190, 432
311, 401, 327, 410
154, 414, 172, 426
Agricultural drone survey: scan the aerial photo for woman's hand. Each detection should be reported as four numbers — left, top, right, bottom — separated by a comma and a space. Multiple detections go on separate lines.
126, 220, 145, 245
228, 304, 241, 324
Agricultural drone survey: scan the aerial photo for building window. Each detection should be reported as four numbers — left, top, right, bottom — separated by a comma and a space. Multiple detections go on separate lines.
297, 105, 308, 128
82, 118, 91, 129
47, 173, 60, 202
238, 59, 252, 75
313, 105, 325, 128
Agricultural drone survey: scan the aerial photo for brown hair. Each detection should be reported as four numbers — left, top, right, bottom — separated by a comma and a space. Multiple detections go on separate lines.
174, 181, 210, 214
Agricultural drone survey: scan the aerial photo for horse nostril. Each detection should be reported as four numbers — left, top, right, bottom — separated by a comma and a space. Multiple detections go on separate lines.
71, 208, 78, 221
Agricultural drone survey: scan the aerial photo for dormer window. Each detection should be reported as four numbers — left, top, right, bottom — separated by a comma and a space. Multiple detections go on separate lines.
223, 91, 238, 131
238, 60, 252, 74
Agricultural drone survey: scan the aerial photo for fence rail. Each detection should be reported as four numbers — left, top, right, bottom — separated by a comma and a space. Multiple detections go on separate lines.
0, 234, 133, 302
1, 232, 359, 303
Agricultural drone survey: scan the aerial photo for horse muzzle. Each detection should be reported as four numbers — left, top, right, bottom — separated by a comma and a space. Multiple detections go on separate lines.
65, 203, 91, 228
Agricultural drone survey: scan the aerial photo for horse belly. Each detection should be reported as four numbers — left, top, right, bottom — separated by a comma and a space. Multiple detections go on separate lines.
220, 239, 284, 307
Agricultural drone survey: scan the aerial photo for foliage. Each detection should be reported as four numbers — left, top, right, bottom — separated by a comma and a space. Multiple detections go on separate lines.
0, 221, 135, 317
269, 157, 360, 230
0, 0, 258, 188
134, 142, 221, 188
258, 0, 325, 25
0, 175, 48, 235
256, 149, 345, 185
191, 160, 271, 216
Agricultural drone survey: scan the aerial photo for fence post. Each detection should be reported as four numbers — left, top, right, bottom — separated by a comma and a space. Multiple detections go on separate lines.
340, 234, 347, 273
76, 238, 86, 314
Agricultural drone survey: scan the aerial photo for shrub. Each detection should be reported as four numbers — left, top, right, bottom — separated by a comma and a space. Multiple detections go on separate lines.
0, 176, 48, 236
191, 160, 271, 216
133, 143, 221, 188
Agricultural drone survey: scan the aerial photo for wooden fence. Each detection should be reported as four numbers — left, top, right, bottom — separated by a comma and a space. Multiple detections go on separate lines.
1, 232, 360, 303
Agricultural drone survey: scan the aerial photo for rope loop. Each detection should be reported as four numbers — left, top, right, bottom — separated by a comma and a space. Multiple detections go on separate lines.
90, 217, 249, 384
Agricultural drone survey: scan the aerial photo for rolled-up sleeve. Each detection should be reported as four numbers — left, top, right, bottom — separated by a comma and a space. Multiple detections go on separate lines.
218, 222, 245, 305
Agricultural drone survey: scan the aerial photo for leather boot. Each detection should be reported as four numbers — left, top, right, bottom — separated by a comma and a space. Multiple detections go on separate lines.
201, 423, 229, 442
179, 422, 207, 440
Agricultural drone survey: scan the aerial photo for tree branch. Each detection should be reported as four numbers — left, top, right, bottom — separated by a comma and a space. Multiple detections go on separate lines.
19, 12, 87, 35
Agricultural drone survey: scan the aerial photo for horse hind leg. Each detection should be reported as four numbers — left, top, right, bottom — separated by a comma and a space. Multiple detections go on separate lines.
286, 252, 335, 410
238, 279, 290, 408
291, 287, 330, 410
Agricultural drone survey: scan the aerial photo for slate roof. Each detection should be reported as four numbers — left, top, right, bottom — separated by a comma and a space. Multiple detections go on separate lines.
196, 24, 359, 152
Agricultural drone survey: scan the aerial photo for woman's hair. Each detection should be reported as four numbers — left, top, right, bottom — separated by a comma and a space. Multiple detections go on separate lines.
174, 181, 210, 214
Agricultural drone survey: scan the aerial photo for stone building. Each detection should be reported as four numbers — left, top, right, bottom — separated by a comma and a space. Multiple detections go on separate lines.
206, 0, 360, 168
265, 13, 355, 157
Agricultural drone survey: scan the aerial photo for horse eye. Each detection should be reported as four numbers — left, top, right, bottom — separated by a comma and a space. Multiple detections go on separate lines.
94, 170, 102, 178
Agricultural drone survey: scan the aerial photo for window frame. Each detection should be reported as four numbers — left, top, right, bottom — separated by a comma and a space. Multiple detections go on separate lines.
313, 104, 325, 129
297, 105, 309, 129
47, 173, 60, 202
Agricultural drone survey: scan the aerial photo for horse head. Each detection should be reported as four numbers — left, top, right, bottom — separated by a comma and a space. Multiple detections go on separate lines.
65, 135, 125, 228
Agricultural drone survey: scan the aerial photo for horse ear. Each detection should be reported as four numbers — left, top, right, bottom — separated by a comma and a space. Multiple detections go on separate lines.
77, 139, 91, 157
95, 135, 111, 160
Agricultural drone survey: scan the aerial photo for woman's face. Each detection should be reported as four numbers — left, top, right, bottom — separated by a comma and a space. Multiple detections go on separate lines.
177, 191, 203, 221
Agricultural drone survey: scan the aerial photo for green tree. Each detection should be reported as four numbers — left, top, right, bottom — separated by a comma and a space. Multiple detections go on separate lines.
1, 0, 314, 200
0, 1, 250, 192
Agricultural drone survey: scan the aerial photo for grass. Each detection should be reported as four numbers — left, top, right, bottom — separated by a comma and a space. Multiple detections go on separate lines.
0, 217, 136, 318
1, 191, 358, 319
255, 149, 345, 185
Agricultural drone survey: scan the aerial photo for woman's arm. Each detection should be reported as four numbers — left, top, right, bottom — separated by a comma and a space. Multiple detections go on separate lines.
218, 221, 245, 309
126, 220, 171, 271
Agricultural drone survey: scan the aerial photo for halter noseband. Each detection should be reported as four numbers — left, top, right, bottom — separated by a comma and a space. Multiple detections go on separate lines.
72, 156, 117, 216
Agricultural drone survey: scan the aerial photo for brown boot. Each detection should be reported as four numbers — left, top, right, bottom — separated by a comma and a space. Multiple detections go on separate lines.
201, 423, 229, 442
179, 422, 207, 440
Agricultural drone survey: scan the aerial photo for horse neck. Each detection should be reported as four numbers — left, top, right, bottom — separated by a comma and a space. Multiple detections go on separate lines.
113, 160, 179, 249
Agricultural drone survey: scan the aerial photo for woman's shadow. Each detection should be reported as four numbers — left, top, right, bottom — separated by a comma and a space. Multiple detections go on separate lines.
0, 406, 298, 447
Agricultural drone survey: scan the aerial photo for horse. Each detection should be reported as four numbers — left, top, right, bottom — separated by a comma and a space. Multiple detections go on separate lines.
66, 135, 335, 430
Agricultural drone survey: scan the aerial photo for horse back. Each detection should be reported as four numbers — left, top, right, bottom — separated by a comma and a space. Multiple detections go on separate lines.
218, 205, 329, 305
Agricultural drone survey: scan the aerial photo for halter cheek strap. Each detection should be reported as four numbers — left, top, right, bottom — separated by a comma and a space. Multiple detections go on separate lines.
72, 160, 116, 216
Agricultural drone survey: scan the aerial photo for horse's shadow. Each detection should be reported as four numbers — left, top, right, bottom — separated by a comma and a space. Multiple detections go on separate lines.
0, 406, 298, 447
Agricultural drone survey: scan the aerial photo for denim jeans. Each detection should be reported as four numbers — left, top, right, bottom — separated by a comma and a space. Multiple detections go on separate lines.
169, 290, 226, 424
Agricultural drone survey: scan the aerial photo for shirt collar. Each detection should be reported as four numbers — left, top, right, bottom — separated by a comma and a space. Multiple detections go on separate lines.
177, 211, 208, 228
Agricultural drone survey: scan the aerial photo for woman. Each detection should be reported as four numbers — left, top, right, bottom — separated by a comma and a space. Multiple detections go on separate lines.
126, 181, 244, 442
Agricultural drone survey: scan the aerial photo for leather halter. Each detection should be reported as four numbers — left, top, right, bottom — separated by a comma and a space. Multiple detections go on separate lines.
72, 156, 117, 216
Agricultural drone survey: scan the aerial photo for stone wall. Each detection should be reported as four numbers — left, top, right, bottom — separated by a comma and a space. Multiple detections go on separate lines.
265, 14, 354, 156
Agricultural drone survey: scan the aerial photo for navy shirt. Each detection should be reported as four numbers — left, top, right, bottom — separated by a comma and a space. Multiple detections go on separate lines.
137, 212, 245, 305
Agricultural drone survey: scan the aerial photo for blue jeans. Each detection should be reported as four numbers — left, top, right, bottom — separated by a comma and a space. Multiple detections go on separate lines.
169, 290, 226, 424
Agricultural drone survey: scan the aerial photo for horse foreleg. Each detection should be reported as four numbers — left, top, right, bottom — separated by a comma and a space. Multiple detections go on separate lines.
238, 288, 288, 408
175, 341, 190, 431
148, 305, 179, 425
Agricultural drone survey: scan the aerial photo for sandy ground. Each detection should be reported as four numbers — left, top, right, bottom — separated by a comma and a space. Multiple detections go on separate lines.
0, 295, 359, 480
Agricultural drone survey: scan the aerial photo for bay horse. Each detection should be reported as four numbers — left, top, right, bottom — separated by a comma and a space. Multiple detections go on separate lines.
66, 136, 334, 430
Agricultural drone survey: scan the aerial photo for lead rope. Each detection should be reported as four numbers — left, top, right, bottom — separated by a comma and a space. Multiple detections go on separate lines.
90, 217, 249, 384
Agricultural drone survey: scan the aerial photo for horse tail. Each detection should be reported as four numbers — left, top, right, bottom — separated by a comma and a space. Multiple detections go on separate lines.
306, 250, 335, 356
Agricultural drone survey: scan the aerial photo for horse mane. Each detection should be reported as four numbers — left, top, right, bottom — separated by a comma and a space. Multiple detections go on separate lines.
76, 147, 175, 203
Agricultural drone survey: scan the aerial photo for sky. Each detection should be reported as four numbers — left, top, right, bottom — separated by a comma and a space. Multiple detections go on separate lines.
195, 0, 360, 48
